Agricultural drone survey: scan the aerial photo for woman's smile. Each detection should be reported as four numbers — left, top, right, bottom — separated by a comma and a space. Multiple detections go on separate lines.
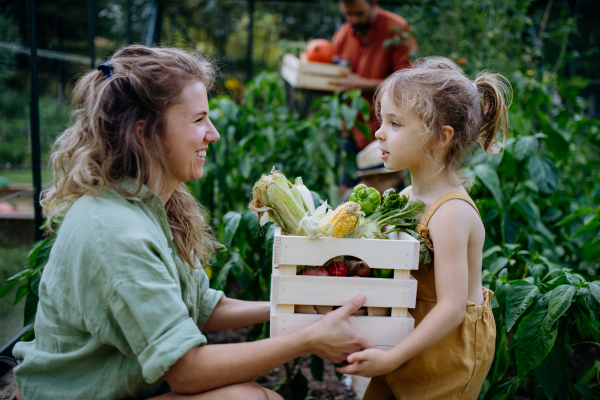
195, 149, 207, 161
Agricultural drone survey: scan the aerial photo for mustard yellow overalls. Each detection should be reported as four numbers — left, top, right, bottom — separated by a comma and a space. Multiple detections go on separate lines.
363, 189, 496, 400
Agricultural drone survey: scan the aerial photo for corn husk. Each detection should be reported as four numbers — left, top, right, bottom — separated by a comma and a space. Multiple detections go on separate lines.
267, 179, 306, 234
249, 167, 313, 235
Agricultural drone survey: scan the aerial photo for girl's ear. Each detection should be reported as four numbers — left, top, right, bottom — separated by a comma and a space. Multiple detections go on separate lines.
440, 125, 454, 148
133, 120, 145, 144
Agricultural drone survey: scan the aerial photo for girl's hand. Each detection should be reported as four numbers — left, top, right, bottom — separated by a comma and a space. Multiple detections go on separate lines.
335, 348, 398, 377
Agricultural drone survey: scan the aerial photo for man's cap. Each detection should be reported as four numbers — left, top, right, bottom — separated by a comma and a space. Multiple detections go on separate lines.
357, 140, 398, 176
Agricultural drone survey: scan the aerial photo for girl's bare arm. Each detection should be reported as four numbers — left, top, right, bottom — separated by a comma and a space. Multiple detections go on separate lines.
202, 298, 270, 331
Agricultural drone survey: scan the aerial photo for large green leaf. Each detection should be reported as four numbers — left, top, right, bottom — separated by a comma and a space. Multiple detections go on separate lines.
485, 377, 521, 400
547, 285, 576, 326
516, 309, 558, 377
290, 366, 309, 400
474, 164, 505, 212
222, 211, 242, 248
310, 354, 324, 382
544, 126, 570, 161
505, 281, 540, 332
534, 344, 568, 400
513, 136, 539, 161
573, 383, 597, 400
528, 156, 559, 195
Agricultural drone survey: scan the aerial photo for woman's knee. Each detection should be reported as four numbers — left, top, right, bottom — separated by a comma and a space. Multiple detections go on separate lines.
149, 381, 271, 400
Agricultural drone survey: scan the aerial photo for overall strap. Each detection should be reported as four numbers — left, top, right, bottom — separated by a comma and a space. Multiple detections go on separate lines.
406, 186, 480, 253
421, 191, 480, 229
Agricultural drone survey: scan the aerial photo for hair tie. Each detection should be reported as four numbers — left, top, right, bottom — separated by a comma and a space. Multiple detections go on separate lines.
97, 61, 113, 79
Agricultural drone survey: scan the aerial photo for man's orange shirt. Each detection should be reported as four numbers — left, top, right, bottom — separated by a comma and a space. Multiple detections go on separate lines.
332, 6, 416, 149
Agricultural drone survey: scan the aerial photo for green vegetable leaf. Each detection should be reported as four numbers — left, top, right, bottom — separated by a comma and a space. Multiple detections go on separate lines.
474, 164, 505, 212
489, 257, 509, 275
310, 354, 324, 382
513, 135, 539, 161
573, 383, 597, 400
290, 367, 309, 400
516, 309, 558, 377
534, 344, 568, 400
547, 285, 576, 326
222, 211, 242, 248
505, 281, 540, 332
528, 156, 559, 195
485, 377, 522, 400
0, 279, 19, 299
573, 218, 600, 239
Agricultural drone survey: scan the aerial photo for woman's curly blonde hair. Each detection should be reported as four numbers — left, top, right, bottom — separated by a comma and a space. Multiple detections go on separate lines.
42, 45, 222, 268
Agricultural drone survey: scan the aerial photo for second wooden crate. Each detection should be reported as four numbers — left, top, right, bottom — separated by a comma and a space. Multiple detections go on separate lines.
280, 53, 349, 91
270, 225, 419, 350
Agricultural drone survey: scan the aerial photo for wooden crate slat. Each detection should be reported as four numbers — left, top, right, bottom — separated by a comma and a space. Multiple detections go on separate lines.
272, 275, 417, 308
282, 53, 349, 77
274, 233, 419, 270
281, 64, 339, 91
271, 313, 414, 349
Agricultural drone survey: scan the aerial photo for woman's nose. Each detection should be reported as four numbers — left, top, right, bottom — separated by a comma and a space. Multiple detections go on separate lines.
206, 119, 220, 143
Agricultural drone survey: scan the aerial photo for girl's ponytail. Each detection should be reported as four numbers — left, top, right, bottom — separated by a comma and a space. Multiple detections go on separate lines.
474, 72, 512, 154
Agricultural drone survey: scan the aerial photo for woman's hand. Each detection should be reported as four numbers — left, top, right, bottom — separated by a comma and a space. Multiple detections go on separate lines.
335, 348, 398, 377
305, 294, 375, 363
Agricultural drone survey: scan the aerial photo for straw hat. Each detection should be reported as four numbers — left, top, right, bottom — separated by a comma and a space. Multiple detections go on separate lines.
356, 141, 398, 176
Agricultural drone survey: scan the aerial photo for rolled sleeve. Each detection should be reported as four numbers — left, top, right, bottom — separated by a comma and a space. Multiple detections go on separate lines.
104, 278, 207, 384
196, 287, 225, 330
138, 317, 205, 383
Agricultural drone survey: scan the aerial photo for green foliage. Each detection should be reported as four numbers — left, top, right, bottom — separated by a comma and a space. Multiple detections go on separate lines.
0, 92, 70, 167
484, 268, 600, 399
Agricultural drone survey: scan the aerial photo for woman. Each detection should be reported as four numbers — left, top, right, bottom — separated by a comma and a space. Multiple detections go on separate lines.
13, 45, 372, 400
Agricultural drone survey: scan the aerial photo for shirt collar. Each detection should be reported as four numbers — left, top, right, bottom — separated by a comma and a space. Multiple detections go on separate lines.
117, 177, 159, 203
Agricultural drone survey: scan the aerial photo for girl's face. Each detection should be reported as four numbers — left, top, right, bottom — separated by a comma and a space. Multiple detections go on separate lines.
375, 92, 424, 171
162, 81, 220, 187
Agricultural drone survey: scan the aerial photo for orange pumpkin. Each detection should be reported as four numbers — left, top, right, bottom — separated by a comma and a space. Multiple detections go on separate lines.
305, 39, 335, 63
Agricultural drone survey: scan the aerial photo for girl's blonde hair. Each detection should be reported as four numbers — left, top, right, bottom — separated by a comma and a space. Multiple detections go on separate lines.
375, 57, 512, 177
42, 45, 222, 269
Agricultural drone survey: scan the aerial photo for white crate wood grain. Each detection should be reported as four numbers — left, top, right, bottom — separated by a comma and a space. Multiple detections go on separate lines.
280, 53, 349, 91
270, 224, 420, 350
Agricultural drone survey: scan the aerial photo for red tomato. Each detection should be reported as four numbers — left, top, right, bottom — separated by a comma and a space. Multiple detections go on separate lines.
305, 39, 335, 63
326, 262, 348, 277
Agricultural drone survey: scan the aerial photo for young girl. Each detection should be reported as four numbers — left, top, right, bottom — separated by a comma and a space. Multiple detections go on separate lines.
336, 57, 510, 399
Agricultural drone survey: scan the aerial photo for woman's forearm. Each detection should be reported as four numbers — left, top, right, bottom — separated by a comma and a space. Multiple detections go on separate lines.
389, 302, 465, 367
165, 294, 371, 394
165, 328, 312, 393
202, 298, 270, 331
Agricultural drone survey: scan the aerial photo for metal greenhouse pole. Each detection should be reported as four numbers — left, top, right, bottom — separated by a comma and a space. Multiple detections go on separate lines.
89, 0, 96, 69
29, 0, 42, 240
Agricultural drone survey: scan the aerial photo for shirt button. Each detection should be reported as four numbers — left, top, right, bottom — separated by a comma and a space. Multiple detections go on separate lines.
168, 248, 173, 254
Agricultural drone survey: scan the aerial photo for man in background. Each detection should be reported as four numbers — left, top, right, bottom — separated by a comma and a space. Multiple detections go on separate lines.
330, 0, 416, 195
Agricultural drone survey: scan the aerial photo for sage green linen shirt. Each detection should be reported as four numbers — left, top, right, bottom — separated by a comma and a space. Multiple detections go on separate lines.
13, 182, 225, 400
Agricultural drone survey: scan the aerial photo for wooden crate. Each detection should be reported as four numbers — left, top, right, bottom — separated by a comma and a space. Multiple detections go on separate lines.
280, 53, 349, 92
270, 224, 419, 350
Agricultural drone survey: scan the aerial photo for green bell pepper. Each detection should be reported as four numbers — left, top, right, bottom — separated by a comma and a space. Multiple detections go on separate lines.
349, 184, 381, 216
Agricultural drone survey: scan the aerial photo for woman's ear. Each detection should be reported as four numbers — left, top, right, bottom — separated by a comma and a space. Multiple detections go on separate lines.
133, 120, 145, 144
440, 125, 454, 148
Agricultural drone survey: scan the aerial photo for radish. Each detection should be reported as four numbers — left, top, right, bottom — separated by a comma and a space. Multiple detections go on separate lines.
301, 267, 329, 276
346, 260, 371, 277
326, 262, 348, 277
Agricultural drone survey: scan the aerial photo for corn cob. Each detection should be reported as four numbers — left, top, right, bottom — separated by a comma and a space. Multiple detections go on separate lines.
319, 202, 361, 237
267, 179, 305, 234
